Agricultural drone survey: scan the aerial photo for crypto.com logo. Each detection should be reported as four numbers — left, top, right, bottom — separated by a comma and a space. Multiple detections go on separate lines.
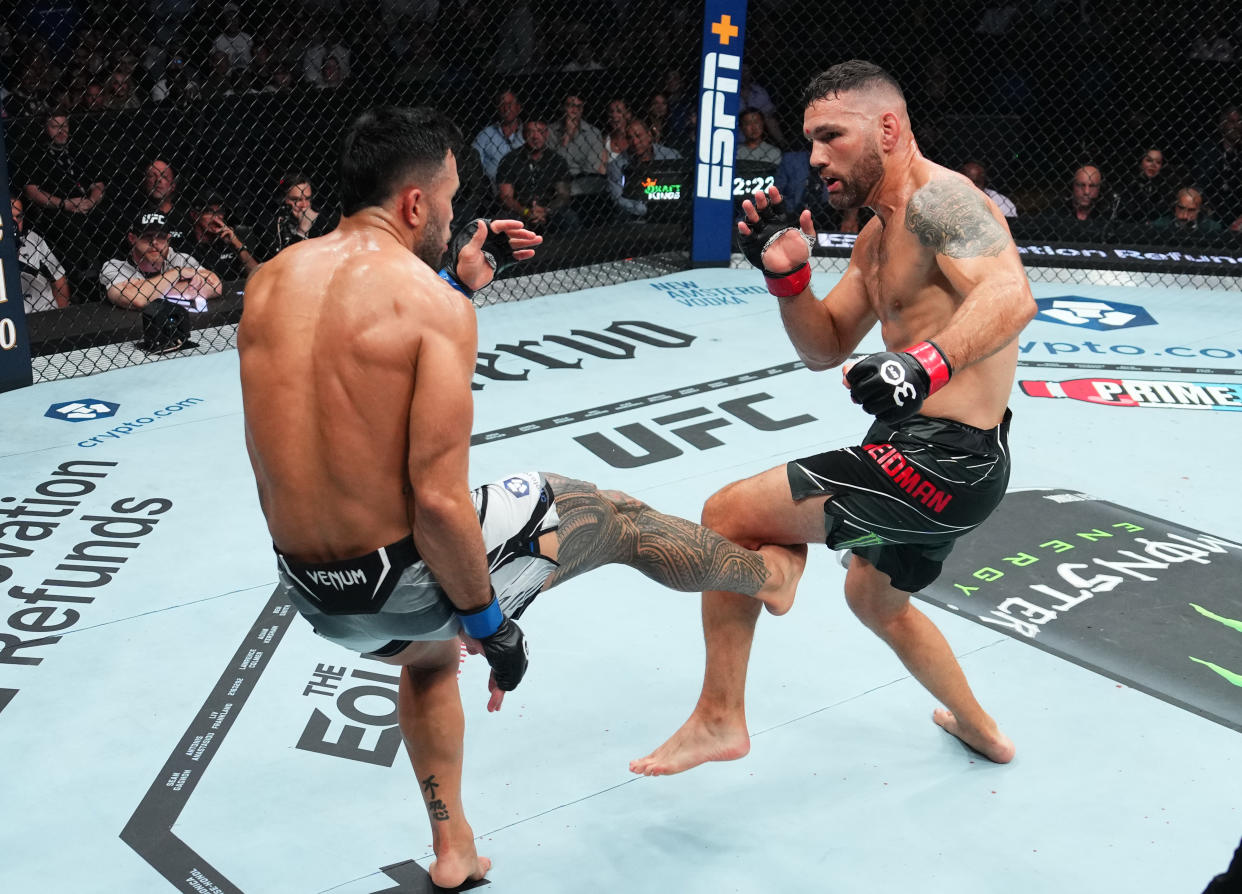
45, 399, 120, 422
1034, 297, 1157, 330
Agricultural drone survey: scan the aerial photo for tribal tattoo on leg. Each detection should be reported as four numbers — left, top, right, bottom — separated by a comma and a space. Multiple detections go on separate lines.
542, 474, 770, 595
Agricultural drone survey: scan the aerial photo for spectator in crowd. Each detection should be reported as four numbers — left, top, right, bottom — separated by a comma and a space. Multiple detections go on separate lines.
646, 92, 671, 145
186, 192, 260, 281
602, 98, 632, 164
1151, 187, 1225, 238
20, 111, 108, 280
774, 148, 815, 210
213, 4, 254, 72
960, 160, 1017, 217
11, 189, 70, 314
660, 68, 695, 140
607, 118, 681, 221
103, 67, 142, 110
151, 46, 200, 103
303, 22, 351, 86
202, 49, 239, 96
1195, 105, 1242, 229
1118, 147, 1174, 223
1026, 165, 1117, 241
113, 158, 189, 246
473, 90, 525, 184
260, 172, 335, 259
101, 210, 222, 310
549, 94, 607, 201
736, 108, 782, 166
81, 81, 107, 111
317, 53, 346, 89
561, 21, 604, 72
495, 119, 578, 233
738, 63, 783, 145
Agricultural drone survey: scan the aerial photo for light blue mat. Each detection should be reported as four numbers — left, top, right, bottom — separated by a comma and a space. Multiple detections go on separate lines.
1, 268, 1238, 893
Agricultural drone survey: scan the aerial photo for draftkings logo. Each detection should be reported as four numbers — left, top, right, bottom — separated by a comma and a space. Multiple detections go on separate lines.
1021, 377, 1242, 411
1034, 297, 1157, 330
643, 177, 681, 201
45, 399, 120, 422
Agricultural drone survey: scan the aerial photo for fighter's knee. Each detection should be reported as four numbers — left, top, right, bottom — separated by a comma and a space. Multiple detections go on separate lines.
844, 584, 909, 633
701, 487, 741, 536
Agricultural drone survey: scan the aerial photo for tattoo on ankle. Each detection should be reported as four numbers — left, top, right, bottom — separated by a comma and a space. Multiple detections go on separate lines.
421, 774, 451, 821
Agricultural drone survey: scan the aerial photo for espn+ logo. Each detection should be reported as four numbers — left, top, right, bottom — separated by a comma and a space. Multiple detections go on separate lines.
696, 50, 741, 200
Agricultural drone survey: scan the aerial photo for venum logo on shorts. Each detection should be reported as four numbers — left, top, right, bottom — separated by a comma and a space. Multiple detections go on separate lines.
1034, 297, 1157, 330
45, 399, 120, 422
1021, 378, 1242, 411
503, 476, 531, 497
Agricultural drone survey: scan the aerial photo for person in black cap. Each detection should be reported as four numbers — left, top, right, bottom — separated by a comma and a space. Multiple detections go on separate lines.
99, 210, 222, 310
187, 191, 259, 282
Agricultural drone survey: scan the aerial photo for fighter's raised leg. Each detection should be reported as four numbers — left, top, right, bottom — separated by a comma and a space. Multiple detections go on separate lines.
539, 473, 806, 611
629, 464, 831, 776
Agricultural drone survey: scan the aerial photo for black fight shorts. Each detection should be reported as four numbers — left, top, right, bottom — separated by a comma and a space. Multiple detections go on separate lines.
787, 410, 1012, 592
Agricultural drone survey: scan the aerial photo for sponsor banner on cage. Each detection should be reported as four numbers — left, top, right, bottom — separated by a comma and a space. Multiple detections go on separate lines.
918, 489, 1242, 733
817, 233, 1242, 274
693, 0, 748, 264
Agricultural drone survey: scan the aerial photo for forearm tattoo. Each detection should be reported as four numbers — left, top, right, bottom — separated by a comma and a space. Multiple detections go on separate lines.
904, 179, 1009, 259
543, 474, 769, 595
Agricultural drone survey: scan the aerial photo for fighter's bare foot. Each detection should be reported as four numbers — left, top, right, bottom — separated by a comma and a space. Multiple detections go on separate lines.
629, 712, 751, 776
756, 543, 807, 616
429, 853, 491, 889
932, 708, 1015, 763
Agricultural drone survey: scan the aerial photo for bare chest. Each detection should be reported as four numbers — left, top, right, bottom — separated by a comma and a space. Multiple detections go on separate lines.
859, 225, 946, 321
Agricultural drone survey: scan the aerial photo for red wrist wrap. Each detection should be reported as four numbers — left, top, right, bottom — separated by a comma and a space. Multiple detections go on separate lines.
764, 263, 811, 298
906, 341, 952, 394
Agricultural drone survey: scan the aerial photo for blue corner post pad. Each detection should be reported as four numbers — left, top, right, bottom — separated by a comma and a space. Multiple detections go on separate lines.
457, 595, 503, 639
438, 267, 474, 298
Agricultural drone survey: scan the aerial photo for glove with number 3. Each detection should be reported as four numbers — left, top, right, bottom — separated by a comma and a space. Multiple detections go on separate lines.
845, 341, 952, 424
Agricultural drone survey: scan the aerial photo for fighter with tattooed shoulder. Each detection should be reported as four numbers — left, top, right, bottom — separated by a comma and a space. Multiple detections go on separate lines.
633, 60, 1037, 779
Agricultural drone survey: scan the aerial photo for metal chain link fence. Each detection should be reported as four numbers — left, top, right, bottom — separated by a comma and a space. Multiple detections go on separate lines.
3, 0, 1240, 382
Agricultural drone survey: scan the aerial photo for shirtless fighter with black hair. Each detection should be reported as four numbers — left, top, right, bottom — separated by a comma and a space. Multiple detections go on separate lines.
239, 106, 805, 888
633, 60, 1037, 777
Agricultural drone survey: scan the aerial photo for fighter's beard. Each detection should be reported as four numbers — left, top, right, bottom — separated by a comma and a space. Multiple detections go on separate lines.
828, 142, 884, 210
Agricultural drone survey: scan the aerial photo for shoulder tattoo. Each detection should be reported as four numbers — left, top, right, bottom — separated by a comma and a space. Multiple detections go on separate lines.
904, 179, 1009, 259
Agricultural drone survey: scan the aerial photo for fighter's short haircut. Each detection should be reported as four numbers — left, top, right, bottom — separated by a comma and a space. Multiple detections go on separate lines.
802, 60, 906, 108
339, 106, 462, 216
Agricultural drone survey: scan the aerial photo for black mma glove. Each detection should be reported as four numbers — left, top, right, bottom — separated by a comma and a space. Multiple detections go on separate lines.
438, 219, 519, 298
458, 592, 529, 691
737, 194, 813, 297
845, 341, 953, 424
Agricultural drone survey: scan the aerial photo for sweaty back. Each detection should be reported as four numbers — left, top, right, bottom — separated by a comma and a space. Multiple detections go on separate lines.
239, 230, 436, 560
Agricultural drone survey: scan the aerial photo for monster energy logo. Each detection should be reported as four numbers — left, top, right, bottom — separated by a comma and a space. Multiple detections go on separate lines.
945, 519, 1242, 688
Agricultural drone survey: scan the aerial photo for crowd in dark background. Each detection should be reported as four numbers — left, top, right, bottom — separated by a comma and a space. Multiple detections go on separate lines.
3, 0, 1241, 315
